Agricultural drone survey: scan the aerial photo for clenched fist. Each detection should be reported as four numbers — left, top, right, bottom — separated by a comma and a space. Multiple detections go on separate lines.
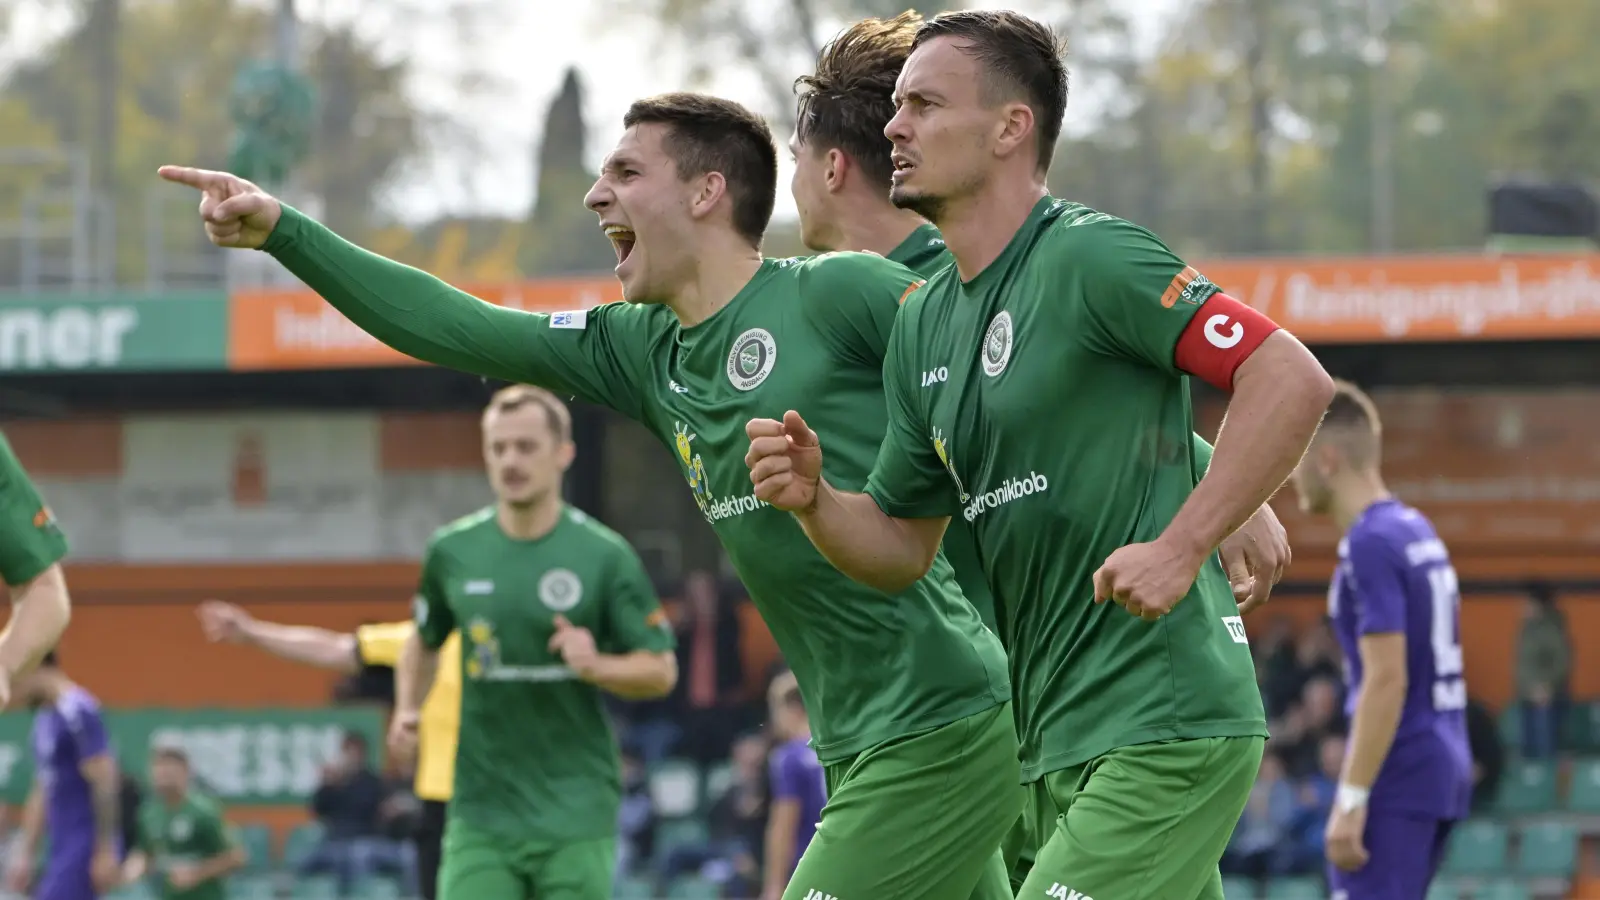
157, 166, 282, 250
745, 411, 824, 513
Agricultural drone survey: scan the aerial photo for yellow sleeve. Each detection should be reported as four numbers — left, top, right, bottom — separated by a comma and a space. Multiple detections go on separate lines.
354, 621, 415, 668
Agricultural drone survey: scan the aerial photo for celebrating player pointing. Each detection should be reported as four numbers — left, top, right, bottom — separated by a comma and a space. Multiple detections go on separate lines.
746, 10, 1335, 900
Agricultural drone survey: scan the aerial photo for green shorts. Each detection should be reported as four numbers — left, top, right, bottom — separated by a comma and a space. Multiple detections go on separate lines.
1000, 793, 1037, 893
784, 701, 1024, 900
1021, 736, 1264, 900
438, 818, 614, 900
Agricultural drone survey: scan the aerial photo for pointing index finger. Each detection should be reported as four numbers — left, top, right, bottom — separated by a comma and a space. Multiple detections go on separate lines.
156, 165, 222, 192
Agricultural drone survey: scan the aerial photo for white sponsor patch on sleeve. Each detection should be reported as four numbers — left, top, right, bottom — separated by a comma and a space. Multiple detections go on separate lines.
550, 310, 588, 330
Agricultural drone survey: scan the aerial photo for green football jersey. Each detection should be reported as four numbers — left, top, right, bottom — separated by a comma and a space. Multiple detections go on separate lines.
134, 791, 235, 900
886, 225, 1002, 639
266, 209, 1011, 764
866, 198, 1267, 781
0, 431, 67, 587
412, 505, 673, 842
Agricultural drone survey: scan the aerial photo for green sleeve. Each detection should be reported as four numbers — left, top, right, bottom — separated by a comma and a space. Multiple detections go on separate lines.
412, 539, 455, 651
0, 433, 68, 587
132, 807, 153, 854
863, 313, 959, 519
797, 252, 924, 366
262, 206, 661, 419
200, 810, 233, 855
1192, 433, 1214, 481
1064, 217, 1220, 375
599, 541, 675, 655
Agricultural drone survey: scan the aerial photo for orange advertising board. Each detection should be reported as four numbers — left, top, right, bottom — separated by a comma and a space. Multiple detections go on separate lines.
1204, 254, 1600, 343
228, 278, 621, 370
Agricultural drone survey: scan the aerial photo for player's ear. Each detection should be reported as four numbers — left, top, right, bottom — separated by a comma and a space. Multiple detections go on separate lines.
824, 149, 848, 193
688, 171, 728, 222
994, 101, 1035, 160
556, 440, 576, 473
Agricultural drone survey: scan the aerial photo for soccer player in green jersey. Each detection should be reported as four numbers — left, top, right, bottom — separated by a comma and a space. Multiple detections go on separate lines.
121, 745, 245, 900
0, 431, 74, 705
159, 91, 1023, 900
380, 384, 676, 900
747, 9, 1334, 900
788, 15, 1293, 892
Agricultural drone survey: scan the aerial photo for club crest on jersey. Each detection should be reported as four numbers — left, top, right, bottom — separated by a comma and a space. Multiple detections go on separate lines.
538, 568, 583, 612
727, 328, 778, 391
982, 311, 1013, 377
931, 426, 969, 503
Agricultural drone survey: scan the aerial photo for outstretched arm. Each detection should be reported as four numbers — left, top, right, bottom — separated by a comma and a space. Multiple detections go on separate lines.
157, 166, 651, 416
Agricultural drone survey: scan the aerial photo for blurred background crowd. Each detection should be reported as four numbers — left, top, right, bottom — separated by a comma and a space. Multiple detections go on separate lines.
0, 0, 1597, 898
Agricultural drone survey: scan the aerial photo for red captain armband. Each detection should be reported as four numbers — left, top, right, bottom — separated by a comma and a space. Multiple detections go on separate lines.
1172, 292, 1280, 392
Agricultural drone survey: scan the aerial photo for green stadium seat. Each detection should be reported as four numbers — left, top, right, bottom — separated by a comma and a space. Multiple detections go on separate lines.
1514, 821, 1578, 878
104, 882, 156, 900
614, 875, 656, 900
352, 876, 403, 900
650, 758, 703, 817
667, 875, 721, 899
1476, 880, 1533, 900
1567, 701, 1600, 753
1221, 875, 1259, 899
702, 760, 734, 805
1565, 757, 1600, 812
1496, 760, 1558, 814
1441, 819, 1510, 877
1425, 878, 1461, 900
282, 822, 325, 869
233, 823, 274, 873
1498, 707, 1521, 754
295, 874, 341, 900
229, 874, 278, 900
1261, 877, 1323, 900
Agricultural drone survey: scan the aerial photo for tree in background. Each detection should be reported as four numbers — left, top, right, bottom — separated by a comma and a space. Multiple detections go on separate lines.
521, 67, 616, 276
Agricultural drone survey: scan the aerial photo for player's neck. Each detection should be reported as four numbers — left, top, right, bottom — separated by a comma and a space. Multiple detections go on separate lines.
38, 675, 71, 704
835, 200, 927, 259
938, 174, 1047, 282
668, 236, 764, 328
497, 497, 563, 541
158, 788, 186, 808
1333, 474, 1392, 532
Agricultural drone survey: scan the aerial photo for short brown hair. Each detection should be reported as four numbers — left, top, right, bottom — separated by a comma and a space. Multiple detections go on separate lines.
1317, 379, 1382, 464
795, 12, 921, 192
485, 384, 571, 442
623, 93, 778, 247
914, 10, 1069, 174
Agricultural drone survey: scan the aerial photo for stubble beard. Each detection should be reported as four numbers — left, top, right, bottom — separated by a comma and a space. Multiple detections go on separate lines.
890, 187, 946, 226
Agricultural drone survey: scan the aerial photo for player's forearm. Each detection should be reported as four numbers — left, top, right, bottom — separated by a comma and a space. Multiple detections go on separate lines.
763, 802, 800, 897
194, 847, 246, 880
1163, 333, 1333, 557
14, 783, 43, 854
796, 481, 944, 595
584, 651, 676, 700
396, 631, 438, 714
262, 206, 540, 384
0, 564, 71, 679
241, 620, 359, 673
1343, 673, 1406, 789
87, 767, 121, 849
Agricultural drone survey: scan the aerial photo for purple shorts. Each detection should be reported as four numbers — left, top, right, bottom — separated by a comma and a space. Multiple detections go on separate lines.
1328, 811, 1455, 900
34, 859, 95, 900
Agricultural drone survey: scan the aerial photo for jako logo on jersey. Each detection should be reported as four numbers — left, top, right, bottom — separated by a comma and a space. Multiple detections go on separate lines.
727, 328, 778, 391
963, 472, 1049, 522
801, 891, 838, 900
982, 311, 1013, 377
674, 421, 771, 524
1203, 313, 1244, 349
538, 568, 583, 612
921, 366, 948, 387
1046, 884, 1094, 900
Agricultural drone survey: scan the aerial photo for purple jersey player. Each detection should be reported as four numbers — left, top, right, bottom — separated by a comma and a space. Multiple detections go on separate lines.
5, 652, 122, 900
763, 672, 827, 900
1290, 381, 1473, 900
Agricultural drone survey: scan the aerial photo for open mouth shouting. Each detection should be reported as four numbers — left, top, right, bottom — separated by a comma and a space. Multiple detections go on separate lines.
891, 152, 917, 185
604, 224, 636, 270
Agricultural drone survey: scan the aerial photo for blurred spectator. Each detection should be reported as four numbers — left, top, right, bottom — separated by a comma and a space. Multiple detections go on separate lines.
1256, 618, 1304, 718
1283, 735, 1346, 877
663, 732, 769, 895
1274, 676, 1345, 777
615, 748, 657, 878
762, 672, 824, 900
1514, 587, 1570, 758
298, 732, 411, 896
1221, 752, 1300, 879
673, 571, 748, 767
1465, 696, 1504, 813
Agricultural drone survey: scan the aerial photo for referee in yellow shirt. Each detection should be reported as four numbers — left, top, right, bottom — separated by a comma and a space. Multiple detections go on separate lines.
196, 601, 459, 900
